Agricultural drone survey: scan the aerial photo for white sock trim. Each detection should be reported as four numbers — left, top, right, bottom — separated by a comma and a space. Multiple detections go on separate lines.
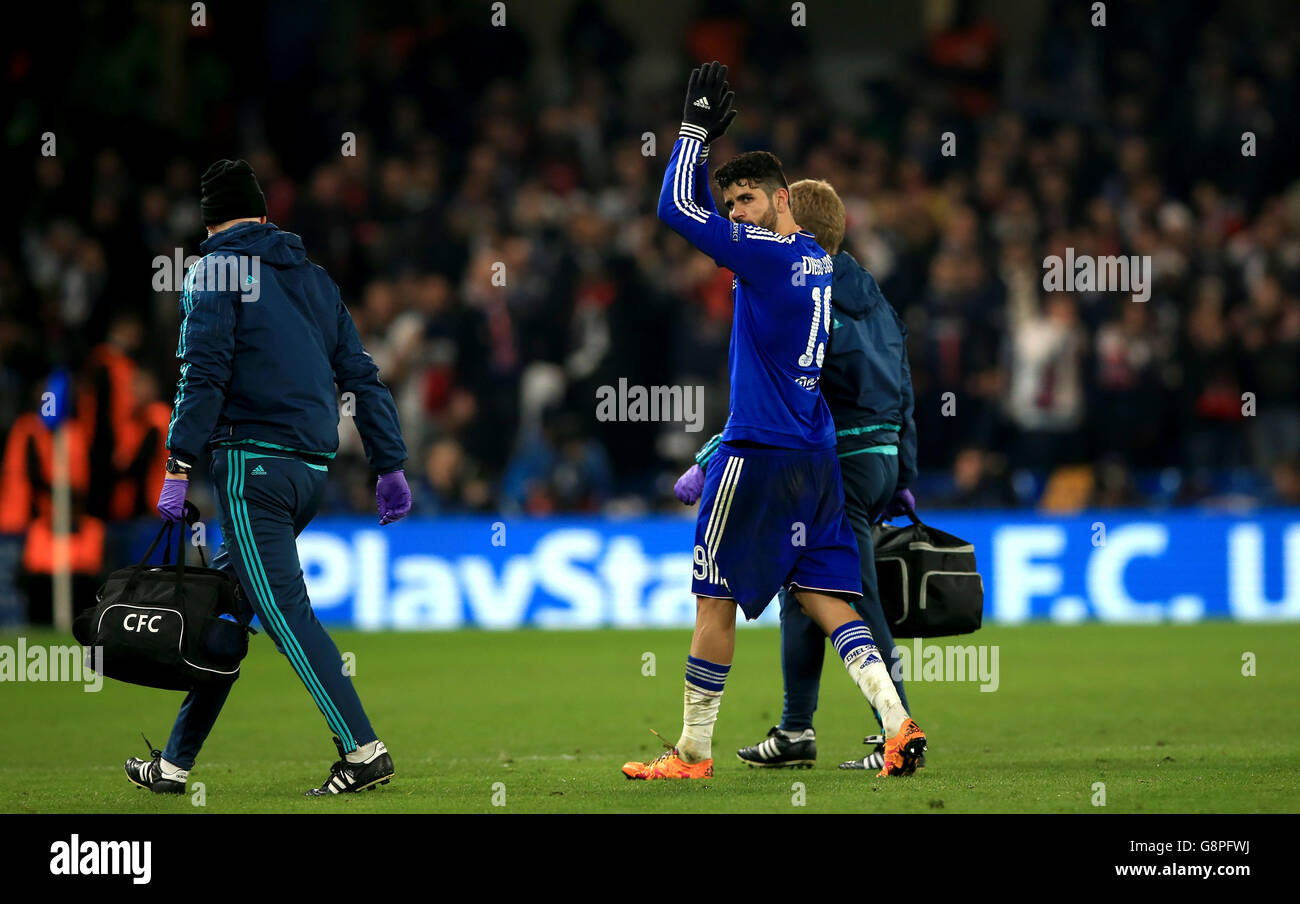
158, 758, 188, 780
345, 740, 384, 764
777, 728, 814, 740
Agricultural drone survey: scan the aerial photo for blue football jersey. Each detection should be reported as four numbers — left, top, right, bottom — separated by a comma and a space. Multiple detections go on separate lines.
658, 128, 836, 450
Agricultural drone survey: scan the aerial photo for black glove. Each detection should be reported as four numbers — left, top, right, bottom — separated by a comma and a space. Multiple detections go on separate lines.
681, 61, 737, 144
708, 89, 737, 144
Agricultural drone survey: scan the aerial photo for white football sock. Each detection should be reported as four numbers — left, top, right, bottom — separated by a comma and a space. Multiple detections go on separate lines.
677, 685, 723, 763
832, 621, 908, 736
846, 653, 907, 737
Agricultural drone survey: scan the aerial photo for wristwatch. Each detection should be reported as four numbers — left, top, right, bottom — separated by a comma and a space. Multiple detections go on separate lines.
165, 456, 193, 475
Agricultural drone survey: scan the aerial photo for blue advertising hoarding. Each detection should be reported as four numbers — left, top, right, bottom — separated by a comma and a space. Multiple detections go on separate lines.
201, 510, 1300, 629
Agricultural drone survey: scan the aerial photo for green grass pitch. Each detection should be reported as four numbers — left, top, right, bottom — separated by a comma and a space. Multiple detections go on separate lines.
2, 622, 1297, 813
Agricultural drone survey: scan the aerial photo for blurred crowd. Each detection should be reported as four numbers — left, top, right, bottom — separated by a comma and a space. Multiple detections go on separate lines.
4, 0, 1300, 533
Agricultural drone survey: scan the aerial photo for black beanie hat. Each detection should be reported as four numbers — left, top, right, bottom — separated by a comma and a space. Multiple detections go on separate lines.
200, 158, 268, 226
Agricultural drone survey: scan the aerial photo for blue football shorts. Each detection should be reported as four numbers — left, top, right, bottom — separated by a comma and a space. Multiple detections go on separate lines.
690, 441, 862, 620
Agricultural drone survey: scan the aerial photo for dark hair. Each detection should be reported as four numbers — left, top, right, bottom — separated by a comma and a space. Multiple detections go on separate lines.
714, 151, 789, 196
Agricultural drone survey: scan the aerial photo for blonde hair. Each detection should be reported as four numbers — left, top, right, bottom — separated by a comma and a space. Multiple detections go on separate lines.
789, 179, 846, 255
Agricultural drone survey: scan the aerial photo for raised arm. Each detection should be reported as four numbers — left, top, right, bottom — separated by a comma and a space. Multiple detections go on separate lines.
656, 128, 732, 255
658, 133, 799, 286
658, 61, 802, 283
693, 145, 719, 216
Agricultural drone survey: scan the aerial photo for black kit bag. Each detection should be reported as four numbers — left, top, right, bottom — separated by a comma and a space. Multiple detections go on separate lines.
73, 503, 253, 691
872, 511, 984, 638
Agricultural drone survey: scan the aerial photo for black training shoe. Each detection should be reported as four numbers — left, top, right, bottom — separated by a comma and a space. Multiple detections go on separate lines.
839, 733, 927, 770
124, 734, 187, 794
305, 736, 395, 796
737, 726, 816, 768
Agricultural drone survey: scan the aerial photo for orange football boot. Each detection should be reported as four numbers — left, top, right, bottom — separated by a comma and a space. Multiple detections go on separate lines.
622, 732, 714, 780
877, 717, 927, 777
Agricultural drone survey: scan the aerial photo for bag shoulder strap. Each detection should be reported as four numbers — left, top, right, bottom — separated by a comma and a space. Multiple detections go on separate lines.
118, 523, 173, 598
121, 504, 206, 598
171, 502, 208, 592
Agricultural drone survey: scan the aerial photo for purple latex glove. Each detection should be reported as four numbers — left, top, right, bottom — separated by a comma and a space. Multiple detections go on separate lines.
674, 464, 705, 505
880, 488, 916, 523
376, 470, 411, 525
157, 475, 188, 522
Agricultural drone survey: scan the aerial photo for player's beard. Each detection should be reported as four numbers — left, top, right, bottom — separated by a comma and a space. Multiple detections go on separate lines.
758, 203, 778, 232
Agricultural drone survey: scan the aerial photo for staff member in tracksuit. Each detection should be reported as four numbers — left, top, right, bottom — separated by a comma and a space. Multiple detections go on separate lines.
124, 159, 412, 797
676, 178, 918, 771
